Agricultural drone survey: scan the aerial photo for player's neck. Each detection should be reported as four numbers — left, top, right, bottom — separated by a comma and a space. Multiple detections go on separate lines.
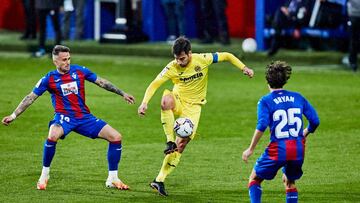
270, 88, 283, 92
56, 68, 69, 75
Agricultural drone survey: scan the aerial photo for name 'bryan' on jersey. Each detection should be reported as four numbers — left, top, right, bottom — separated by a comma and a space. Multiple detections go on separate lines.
273, 96, 295, 104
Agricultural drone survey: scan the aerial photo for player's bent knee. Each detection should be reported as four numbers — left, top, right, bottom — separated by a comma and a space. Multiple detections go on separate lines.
161, 96, 174, 110
249, 170, 263, 184
285, 179, 296, 189
98, 125, 122, 142
48, 135, 60, 141
112, 133, 122, 142
107, 131, 122, 143
48, 124, 64, 141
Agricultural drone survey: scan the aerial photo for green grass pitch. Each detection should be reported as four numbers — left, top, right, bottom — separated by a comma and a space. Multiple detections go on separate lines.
0, 52, 359, 202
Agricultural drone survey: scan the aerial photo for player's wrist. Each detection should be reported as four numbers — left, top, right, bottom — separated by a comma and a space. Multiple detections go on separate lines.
10, 113, 17, 120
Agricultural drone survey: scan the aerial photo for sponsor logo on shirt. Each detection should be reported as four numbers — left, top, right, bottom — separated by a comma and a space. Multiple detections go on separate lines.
180, 72, 203, 83
194, 66, 201, 72
60, 81, 79, 96
160, 66, 170, 77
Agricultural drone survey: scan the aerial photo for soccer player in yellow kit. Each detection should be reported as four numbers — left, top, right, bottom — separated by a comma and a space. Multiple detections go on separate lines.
138, 36, 254, 196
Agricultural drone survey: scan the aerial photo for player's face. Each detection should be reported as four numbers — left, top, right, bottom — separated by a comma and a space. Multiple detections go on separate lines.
174, 51, 192, 67
53, 52, 71, 74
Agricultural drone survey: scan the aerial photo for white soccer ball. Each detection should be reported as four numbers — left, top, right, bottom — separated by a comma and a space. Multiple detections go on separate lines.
242, 38, 257, 53
173, 117, 194, 138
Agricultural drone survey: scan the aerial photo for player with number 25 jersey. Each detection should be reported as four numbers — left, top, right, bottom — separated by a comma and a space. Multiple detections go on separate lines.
242, 61, 320, 203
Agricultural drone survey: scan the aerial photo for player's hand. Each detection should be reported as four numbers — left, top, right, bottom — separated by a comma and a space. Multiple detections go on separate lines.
242, 148, 253, 163
1, 116, 15, 126
303, 128, 309, 138
123, 93, 135, 104
243, 67, 254, 78
138, 103, 147, 117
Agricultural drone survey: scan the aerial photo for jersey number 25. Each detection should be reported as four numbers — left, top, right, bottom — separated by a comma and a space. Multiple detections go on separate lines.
273, 108, 302, 139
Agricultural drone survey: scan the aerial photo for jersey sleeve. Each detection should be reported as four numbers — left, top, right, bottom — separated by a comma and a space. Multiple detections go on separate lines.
32, 76, 49, 96
157, 63, 172, 79
199, 53, 216, 66
81, 66, 97, 82
303, 98, 320, 133
217, 52, 246, 70
256, 98, 270, 132
141, 65, 173, 104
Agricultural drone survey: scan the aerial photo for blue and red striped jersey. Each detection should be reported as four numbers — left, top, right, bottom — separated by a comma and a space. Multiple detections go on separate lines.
256, 90, 319, 161
33, 64, 97, 119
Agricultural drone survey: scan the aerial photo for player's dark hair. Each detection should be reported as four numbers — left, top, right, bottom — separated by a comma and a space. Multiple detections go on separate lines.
52, 45, 70, 56
265, 61, 292, 88
172, 36, 191, 55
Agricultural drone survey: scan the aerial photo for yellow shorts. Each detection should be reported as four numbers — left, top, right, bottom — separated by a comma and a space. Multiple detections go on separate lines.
163, 89, 202, 139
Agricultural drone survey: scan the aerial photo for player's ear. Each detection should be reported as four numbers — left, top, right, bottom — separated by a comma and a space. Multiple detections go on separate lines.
52, 58, 57, 66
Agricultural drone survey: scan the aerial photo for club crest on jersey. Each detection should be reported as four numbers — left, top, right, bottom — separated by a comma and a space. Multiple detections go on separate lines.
72, 73, 77, 79
60, 81, 79, 96
194, 66, 201, 72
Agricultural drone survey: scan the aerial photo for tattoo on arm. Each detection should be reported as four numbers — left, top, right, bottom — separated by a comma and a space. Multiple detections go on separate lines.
95, 77, 124, 96
13, 92, 39, 117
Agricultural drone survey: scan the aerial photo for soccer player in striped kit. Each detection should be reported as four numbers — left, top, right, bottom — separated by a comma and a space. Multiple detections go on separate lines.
2, 45, 135, 190
242, 61, 320, 203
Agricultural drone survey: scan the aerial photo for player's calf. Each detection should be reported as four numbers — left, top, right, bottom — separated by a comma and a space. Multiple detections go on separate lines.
248, 180, 262, 203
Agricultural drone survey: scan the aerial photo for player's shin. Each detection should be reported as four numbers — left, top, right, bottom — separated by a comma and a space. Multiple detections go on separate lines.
38, 139, 57, 189
105, 141, 129, 189
107, 141, 122, 174
156, 151, 182, 182
42, 139, 57, 168
286, 188, 298, 203
248, 180, 262, 203
161, 110, 175, 142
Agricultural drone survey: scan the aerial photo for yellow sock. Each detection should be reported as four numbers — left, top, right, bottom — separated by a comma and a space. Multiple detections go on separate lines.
161, 109, 175, 142
156, 151, 182, 182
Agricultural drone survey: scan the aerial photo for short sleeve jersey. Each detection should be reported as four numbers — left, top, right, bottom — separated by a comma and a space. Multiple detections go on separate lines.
33, 64, 97, 119
256, 90, 319, 161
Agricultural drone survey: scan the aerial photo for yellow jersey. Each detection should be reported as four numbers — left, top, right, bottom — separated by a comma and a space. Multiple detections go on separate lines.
141, 52, 246, 105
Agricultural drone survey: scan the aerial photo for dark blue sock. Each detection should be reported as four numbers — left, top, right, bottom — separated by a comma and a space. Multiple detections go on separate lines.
43, 139, 57, 167
108, 142, 122, 171
286, 188, 298, 203
249, 180, 262, 203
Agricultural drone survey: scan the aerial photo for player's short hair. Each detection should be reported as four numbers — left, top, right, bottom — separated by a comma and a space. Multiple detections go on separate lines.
172, 36, 191, 55
265, 61, 292, 88
52, 45, 70, 57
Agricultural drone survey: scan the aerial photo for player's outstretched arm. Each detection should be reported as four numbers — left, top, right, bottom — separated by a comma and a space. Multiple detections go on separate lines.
94, 77, 135, 104
2, 92, 39, 126
137, 77, 168, 117
217, 52, 254, 78
242, 129, 264, 163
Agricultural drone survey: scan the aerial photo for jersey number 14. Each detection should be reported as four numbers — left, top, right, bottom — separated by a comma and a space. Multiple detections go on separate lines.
273, 108, 302, 139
